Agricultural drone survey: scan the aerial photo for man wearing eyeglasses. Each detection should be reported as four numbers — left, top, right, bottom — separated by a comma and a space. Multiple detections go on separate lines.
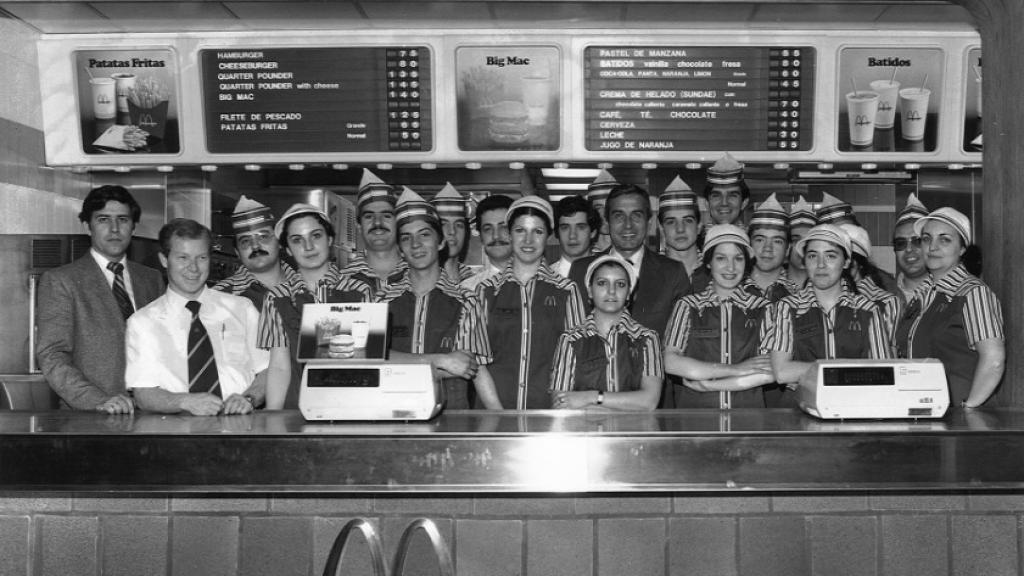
214, 196, 298, 311
892, 194, 930, 303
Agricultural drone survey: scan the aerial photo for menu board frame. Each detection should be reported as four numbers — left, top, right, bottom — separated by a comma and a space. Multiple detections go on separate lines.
962, 46, 983, 154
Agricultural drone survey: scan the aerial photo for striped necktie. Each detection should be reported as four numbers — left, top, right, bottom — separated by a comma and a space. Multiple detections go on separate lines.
185, 300, 221, 397
107, 261, 135, 320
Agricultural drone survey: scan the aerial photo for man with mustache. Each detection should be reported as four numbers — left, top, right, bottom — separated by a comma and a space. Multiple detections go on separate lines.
214, 196, 298, 311
892, 193, 930, 303
341, 168, 407, 293
37, 185, 164, 413
462, 194, 514, 292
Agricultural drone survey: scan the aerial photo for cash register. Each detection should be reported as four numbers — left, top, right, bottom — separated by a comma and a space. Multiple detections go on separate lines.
295, 303, 442, 421
797, 359, 949, 419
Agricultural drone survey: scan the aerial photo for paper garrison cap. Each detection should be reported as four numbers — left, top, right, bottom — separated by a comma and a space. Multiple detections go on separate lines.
231, 195, 275, 234
749, 193, 789, 232
395, 186, 439, 229
896, 193, 929, 226
788, 195, 818, 229
431, 182, 468, 219
358, 168, 397, 211
706, 152, 744, 186
658, 176, 699, 218
587, 170, 618, 203
815, 192, 856, 225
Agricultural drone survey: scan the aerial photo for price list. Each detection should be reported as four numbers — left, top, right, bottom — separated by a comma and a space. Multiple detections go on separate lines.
201, 47, 431, 154
584, 46, 815, 152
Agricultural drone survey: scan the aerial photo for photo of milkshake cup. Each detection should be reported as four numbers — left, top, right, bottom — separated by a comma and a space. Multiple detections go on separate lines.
111, 73, 136, 124
899, 87, 931, 142
845, 90, 879, 147
351, 319, 370, 349
89, 77, 116, 120
869, 79, 900, 129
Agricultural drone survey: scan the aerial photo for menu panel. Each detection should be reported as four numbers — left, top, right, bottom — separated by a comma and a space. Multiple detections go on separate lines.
584, 46, 814, 152
201, 47, 432, 153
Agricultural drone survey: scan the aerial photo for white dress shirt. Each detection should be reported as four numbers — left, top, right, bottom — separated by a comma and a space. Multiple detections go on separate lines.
126, 287, 269, 397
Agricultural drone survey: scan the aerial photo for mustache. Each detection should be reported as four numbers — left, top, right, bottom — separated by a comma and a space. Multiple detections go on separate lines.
248, 248, 270, 259
369, 225, 391, 234
486, 239, 510, 248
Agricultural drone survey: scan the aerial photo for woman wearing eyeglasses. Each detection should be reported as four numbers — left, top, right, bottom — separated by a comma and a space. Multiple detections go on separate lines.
894, 208, 1005, 408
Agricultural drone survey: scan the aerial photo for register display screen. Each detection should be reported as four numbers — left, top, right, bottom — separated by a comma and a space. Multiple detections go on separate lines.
584, 45, 815, 152
307, 368, 380, 388
822, 366, 895, 386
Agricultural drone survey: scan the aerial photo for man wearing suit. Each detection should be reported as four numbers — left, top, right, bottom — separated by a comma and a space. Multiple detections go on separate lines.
569, 184, 690, 341
36, 185, 164, 413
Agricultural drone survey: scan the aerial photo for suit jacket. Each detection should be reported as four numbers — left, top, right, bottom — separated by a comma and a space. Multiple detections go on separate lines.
568, 248, 690, 339
36, 254, 164, 409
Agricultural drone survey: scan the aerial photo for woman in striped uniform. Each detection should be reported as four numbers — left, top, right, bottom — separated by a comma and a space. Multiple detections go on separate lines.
763, 224, 890, 405
894, 208, 1004, 408
477, 196, 586, 409
549, 254, 663, 411
663, 225, 775, 409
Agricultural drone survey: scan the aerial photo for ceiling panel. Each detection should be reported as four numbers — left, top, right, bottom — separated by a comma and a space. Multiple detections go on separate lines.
359, 2, 494, 27
879, 3, 975, 24
90, 1, 245, 32
224, 1, 366, 29
1, 2, 119, 33
490, 1, 624, 25
625, 3, 758, 24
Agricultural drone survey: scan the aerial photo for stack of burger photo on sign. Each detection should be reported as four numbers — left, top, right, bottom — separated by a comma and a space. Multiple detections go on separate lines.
455, 46, 560, 151
76, 49, 180, 154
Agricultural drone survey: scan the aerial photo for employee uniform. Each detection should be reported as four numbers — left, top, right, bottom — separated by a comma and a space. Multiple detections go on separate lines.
687, 265, 712, 295
342, 252, 408, 294
741, 271, 800, 303
761, 285, 889, 407
377, 272, 492, 409
550, 312, 663, 394
894, 264, 1004, 404
856, 278, 903, 344
478, 262, 586, 409
213, 263, 300, 311
664, 287, 772, 408
36, 250, 164, 409
126, 287, 269, 398
257, 264, 374, 408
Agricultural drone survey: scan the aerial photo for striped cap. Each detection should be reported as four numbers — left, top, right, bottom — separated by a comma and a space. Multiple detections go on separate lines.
839, 223, 872, 258
788, 195, 818, 228
587, 170, 618, 203
395, 186, 438, 229
749, 193, 788, 232
506, 195, 554, 230
794, 224, 853, 260
584, 254, 639, 295
431, 182, 467, 219
913, 207, 971, 245
231, 195, 275, 234
658, 176, 699, 218
274, 203, 330, 239
358, 168, 396, 211
815, 192, 855, 225
703, 224, 753, 258
896, 193, 929, 226
706, 152, 744, 186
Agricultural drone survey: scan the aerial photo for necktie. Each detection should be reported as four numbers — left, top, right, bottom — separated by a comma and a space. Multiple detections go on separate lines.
185, 301, 221, 397
107, 261, 134, 320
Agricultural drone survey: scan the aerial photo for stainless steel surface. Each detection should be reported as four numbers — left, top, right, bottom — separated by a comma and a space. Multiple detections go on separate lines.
0, 408, 1020, 492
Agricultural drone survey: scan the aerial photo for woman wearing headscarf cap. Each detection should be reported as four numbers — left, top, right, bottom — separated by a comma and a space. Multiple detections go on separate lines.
549, 255, 663, 411
476, 196, 586, 409
894, 208, 1005, 408
839, 223, 902, 342
663, 225, 775, 408
762, 224, 890, 404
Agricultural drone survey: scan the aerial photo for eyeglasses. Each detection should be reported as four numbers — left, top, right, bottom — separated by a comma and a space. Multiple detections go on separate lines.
892, 236, 922, 252
237, 231, 275, 249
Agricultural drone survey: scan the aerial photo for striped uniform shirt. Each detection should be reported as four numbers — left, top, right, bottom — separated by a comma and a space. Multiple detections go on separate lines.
477, 262, 586, 409
896, 264, 1003, 401
447, 262, 476, 284
741, 270, 801, 303
376, 271, 492, 364
341, 252, 408, 294
213, 263, 300, 311
856, 277, 903, 345
256, 264, 374, 348
761, 285, 889, 360
550, 313, 663, 393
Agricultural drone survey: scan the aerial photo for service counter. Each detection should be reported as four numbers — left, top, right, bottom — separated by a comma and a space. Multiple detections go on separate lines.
5, 409, 1024, 575
1, 408, 1021, 492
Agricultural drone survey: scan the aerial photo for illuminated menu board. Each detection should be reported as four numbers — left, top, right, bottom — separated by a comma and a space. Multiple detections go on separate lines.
584, 46, 815, 152
201, 47, 431, 153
